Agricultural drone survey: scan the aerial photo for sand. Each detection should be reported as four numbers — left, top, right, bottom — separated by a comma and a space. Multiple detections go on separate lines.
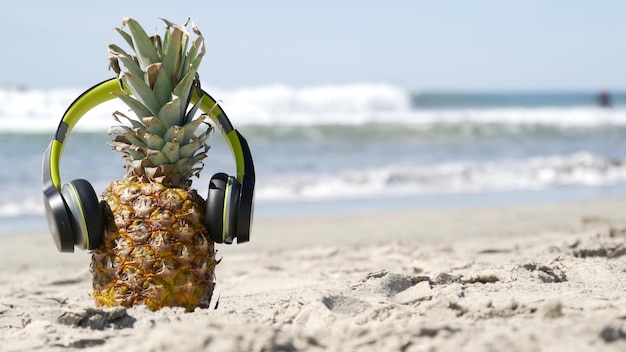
1, 199, 626, 351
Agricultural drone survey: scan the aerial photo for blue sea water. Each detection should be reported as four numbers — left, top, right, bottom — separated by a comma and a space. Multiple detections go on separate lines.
2, 83, 626, 234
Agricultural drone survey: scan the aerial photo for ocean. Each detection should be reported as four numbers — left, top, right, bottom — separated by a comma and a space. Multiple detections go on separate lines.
2, 83, 626, 234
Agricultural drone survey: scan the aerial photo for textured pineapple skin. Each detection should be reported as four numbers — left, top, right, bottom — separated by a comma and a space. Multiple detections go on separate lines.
91, 177, 215, 311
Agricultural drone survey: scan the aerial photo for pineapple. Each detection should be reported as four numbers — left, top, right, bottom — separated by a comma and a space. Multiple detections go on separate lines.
91, 17, 216, 311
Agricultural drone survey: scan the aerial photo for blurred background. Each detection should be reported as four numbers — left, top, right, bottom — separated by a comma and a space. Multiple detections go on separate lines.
2, 1, 626, 233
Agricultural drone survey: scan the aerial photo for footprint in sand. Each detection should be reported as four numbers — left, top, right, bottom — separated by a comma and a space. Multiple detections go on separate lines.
349, 270, 433, 304
321, 295, 370, 314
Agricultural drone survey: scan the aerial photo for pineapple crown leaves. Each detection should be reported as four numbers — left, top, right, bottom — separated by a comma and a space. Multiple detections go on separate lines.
107, 17, 211, 187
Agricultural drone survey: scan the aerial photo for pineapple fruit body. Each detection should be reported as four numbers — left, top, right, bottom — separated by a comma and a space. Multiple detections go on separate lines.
92, 177, 215, 311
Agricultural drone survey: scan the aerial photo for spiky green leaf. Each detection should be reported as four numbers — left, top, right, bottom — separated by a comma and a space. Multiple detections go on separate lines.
164, 125, 184, 143
161, 25, 183, 84
143, 132, 166, 150
151, 34, 163, 56
147, 150, 169, 165
192, 151, 207, 164
161, 141, 180, 162
149, 64, 173, 106
179, 140, 202, 158
108, 140, 145, 159
123, 18, 160, 70
171, 58, 203, 119
108, 56, 121, 75
112, 110, 144, 129
111, 127, 146, 147
182, 115, 207, 141
156, 96, 183, 128
120, 72, 161, 116
142, 116, 167, 135
176, 35, 190, 81
174, 158, 192, 171
109, 45, 143, 78
162, 24, 171, 48
113, 94, 153, 119
183, 96, 203, 126
114, 27, 134, 50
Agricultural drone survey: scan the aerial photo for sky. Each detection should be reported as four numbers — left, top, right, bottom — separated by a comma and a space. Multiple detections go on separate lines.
3, 0, 626, 92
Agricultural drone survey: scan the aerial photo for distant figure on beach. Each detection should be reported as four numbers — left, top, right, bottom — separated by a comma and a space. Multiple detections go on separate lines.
597, 90, 612, 108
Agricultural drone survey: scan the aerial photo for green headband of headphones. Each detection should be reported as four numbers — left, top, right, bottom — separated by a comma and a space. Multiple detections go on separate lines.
47, 77, 251, 188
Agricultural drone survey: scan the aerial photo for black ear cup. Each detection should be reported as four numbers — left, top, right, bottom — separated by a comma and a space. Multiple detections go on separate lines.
60, 179, 104, 250
206, 173, 241, 244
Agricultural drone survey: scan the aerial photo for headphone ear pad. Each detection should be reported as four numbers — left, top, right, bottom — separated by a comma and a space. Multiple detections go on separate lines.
206, 173, 241, 243
61, 179, 104, 250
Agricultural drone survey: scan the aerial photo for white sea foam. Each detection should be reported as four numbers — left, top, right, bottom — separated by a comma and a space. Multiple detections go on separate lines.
2, 84, 626, 133
254, 152, 626, 201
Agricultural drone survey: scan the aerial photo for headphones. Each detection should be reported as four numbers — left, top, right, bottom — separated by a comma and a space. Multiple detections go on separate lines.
42, 78, 255, 253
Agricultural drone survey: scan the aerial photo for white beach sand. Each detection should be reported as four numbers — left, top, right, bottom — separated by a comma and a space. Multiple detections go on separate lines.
1, 199, 626, 351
